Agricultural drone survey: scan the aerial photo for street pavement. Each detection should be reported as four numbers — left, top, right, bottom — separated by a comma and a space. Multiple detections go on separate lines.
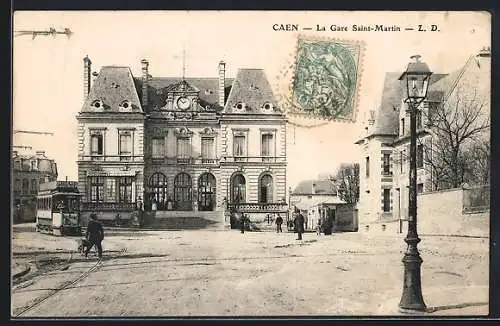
11, 226, 489, 317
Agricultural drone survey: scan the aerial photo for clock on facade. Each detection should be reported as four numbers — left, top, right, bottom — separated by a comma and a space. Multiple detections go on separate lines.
176, 96, 191, 110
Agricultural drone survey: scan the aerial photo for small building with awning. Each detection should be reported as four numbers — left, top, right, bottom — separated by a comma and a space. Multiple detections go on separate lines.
289, 179, 349, 231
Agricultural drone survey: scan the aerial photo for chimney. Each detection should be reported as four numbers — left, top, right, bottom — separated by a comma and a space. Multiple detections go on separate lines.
218, 61, 226, 107
35, 150, 45, 157
141, 59, 149, 108
475, 46, 491, 69
477, 46, 491, 58
312, 182, 316, 194
83, 55, 92, 99
368, 109, 375, 125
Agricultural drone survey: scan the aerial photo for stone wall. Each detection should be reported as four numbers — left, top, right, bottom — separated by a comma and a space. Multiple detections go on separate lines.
362, 187, 490, 237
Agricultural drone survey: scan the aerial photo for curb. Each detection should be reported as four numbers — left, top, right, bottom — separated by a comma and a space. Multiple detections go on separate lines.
12, 264, 31, 279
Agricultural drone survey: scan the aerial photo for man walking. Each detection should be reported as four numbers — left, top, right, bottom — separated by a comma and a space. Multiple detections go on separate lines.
85, 213, 104, 260
137, 197, 144, 228
294, 210, 305, 240
275, 214, 283, 233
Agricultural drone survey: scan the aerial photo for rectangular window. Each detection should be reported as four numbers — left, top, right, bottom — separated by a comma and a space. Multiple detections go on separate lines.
89, 177, 104, 202
383, 189, 391, 212
400, 150, 404, 173
401, 118, 405, 135
31, 179, 37, 194
365, 156, 370, 178
31, 160, 37, 171
118, 177, 133, 203
22, 179, 29, 195
233, 135, 246, 157
105, 178, 116, 202
119, 132, 132, 158
417, 144, 424, 168
152, 137, 165, 158
261, 134, 274, 158
201, 138, 215, 160
176, 137, 191, 159
383, 153, 390, 175
91, 134, 104, 155
417, 183, 424, 194
15, 179, 21, 193
14, 160, 21, 170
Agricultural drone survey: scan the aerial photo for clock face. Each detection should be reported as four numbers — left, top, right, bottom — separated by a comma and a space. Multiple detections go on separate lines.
176, 96, 191, 110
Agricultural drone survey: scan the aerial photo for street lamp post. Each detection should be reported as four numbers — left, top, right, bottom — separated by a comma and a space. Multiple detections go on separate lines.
398, 55, 432, 312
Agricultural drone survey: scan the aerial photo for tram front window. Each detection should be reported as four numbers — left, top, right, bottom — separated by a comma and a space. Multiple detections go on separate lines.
52, 196, 80, 213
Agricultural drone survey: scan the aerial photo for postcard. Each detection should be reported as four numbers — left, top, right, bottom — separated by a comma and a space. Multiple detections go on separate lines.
12, 11, 491, 317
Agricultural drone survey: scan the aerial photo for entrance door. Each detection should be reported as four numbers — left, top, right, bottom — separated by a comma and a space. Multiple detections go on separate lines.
174, 173, 192, 211
198, 173, 216, 211
149, 172, 168, 210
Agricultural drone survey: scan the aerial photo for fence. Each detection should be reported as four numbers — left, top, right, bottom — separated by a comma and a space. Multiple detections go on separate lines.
462, 184, 490, 214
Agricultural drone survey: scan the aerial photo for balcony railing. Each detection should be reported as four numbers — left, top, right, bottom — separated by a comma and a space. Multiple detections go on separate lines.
81, 155, 144, 162
228, 202, 289, 213
222, 156, 286, 163
81, 202, 136, 212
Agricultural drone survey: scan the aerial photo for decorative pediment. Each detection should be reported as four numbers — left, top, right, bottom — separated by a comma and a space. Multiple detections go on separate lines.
200, 127, 218, 136
174, 126, 193, 137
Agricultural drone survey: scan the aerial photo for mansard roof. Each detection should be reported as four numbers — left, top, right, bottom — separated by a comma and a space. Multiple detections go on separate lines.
366, 72, 447, 138
81, 66, 143, 113
224, 69, 279, 114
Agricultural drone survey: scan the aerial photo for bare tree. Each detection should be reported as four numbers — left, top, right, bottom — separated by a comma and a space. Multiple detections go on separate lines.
332, 163, 360, 204
421, 84, 490, 189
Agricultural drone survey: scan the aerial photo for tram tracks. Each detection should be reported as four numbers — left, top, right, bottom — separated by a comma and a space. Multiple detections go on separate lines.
13, 251, 104, 317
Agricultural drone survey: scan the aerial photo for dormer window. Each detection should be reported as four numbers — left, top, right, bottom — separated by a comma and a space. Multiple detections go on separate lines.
234, 102, 246, 112
120, 100, 132, 110
204, 89, 214, 95
92, 100, 103, 109
262, 102, 273, 111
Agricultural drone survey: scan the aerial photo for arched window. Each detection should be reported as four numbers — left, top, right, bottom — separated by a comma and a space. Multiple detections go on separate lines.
198, 173, 216, 211
149, 172, 167, 210
231, 173, 246, 204
174, 173, 192, 211
259, 174, 273, 203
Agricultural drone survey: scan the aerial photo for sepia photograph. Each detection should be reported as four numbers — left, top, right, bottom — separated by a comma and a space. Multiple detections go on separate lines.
11, 11, 491, 317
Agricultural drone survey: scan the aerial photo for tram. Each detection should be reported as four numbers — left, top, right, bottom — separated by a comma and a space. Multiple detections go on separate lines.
36, 181, 82, 236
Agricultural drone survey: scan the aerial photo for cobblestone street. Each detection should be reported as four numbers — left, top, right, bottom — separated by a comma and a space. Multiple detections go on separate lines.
11, 225, 489, 317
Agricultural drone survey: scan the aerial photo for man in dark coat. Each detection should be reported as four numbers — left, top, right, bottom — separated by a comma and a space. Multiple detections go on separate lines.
294, 210, 305, 240
85, 213, 104, 259
275, 214, 283, 233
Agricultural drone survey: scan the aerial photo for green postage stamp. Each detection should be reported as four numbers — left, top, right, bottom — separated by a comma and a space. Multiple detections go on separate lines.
283, 36, 364, 122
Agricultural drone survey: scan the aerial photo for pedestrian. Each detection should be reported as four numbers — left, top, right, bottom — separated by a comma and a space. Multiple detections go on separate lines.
137, 197, 144, 228
240, 213, 246, 234
294, 210, 305, 240
85, 213, 104, 260
316, 218, 322, 236
151, 198, 157, 220
275, 214, 283, 233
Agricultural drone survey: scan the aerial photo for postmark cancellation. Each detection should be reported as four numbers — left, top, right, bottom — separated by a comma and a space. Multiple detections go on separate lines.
277, 35, 365, 122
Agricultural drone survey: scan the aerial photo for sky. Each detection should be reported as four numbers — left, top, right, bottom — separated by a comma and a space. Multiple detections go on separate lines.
12, 11, 490, 189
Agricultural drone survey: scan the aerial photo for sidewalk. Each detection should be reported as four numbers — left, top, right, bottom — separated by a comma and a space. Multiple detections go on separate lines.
377, 285, 489, 316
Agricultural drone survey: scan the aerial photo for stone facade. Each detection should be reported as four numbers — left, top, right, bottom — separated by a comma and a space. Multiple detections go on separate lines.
76, 57, 287, 222
355, 48, 490, 227
12, 150, 58, 222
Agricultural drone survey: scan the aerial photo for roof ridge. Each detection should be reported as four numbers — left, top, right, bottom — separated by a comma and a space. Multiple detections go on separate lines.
442, 55, 475, 102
